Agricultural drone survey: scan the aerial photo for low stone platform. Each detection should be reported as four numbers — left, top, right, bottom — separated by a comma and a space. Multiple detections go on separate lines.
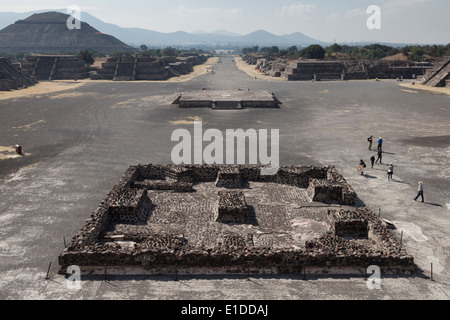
58, 164, 414, 276
173, 90, 280, 109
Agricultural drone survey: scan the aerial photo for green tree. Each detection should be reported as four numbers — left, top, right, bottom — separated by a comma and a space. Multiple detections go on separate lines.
388, 48, 401, 56
409, 46, 425, 61
162, 47, 178, 57
270, 46, 279, 55
78, 49, 95, 65
326, 43, 343, 55
401, 46, 411, 57
299, 45, 326, 59
287, 46, 298, 55
140, 44, 149, 51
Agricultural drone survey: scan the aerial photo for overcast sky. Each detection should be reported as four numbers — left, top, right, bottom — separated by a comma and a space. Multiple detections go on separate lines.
1, 0, 449, 44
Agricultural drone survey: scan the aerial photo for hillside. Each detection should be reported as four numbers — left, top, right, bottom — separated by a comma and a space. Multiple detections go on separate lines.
0, 10, 325, 48
0, 12, 135, 54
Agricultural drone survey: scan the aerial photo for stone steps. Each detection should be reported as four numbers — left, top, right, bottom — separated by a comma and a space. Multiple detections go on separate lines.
422, 57, 450, 86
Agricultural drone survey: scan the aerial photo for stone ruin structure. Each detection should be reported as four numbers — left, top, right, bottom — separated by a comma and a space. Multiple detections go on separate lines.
282, 60, 344, 81
90, 55, 208, 81
421, 56, 450, 87
172, 90, 280, 109
59, 164, 414, 276
20, 55, 89, 81
242, 55, 432, 81
0, 57, 35, 91
0, 12, 135, 54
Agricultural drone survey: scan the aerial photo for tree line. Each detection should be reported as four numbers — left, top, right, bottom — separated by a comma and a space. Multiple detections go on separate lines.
0, 46, 210, 65
241, 43, 450, 61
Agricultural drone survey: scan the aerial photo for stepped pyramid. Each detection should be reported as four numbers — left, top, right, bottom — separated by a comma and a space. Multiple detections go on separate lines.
0, 12, 135, 54
0, 57, 35, 91
421, 57, 450, 87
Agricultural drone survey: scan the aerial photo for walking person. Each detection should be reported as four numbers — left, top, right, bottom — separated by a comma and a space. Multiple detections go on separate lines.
370, 154, 376, 169
387, 162, 394, 181
414, 181, 424, 202
375, 149, 383, 164
377, 137, 384, 151
368, 135, 374, 151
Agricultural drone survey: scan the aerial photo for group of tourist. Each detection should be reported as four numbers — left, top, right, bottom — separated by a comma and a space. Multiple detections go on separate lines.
360, 136, 386, 175
360, 135, 424, 203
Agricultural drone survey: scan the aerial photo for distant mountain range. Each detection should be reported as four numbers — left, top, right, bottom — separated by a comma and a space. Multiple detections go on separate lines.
0, 10, 328, 48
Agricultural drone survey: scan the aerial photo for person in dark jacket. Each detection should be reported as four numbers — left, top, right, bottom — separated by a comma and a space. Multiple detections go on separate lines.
359, 159, 367, 175
375, 149, 383, 164
368, 135, 374, 151
370, 154, 376, 169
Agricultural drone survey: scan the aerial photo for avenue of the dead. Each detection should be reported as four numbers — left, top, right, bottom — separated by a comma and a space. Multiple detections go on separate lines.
0, 55, 449, 299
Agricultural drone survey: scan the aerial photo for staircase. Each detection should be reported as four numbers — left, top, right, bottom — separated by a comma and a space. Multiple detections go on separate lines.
422, 57, 450, 87
33, 57, 55, 80
0, 58, 33, 87
49, 57, 58, 80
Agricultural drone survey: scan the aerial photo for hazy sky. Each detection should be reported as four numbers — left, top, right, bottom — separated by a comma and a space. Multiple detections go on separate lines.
1, 0, 449, 44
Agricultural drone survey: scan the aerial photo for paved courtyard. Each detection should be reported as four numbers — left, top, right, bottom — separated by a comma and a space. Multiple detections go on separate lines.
0, 56, 449, 300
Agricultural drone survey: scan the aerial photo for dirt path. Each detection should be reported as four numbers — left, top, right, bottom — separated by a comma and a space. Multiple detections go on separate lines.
234, 56, 285, 81
400, 83, 450, 97
0, 81, 86, 101
0, 57, 218, 101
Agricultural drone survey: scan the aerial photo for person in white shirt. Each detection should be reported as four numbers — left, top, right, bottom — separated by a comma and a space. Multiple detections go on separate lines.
414, 181, 424, 202
387, 163, 394, 181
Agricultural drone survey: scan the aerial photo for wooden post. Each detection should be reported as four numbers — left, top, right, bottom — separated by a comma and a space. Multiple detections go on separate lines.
45, 262, 52, 280
431, 263, 433, 281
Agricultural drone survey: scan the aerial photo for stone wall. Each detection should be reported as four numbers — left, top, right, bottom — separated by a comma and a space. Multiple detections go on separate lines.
307, 179, 343, 204
327, 209, 369, 238
216, 191, 250, 223
421, 57, 450, 87
59, 164, 414, 274
0, 57, 34, 90
327, 166, 357, 205
21, 55, 89, 80
60, 164, 346, 254
91, 54, 208, 81
241, 55, 432, 81
216, 167, 244, 188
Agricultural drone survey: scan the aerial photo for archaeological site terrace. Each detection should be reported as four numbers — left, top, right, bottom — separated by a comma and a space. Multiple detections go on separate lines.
59, 164, 414, 276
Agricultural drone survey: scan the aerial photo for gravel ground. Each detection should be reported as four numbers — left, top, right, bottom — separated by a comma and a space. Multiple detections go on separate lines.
0, 56, 449, 300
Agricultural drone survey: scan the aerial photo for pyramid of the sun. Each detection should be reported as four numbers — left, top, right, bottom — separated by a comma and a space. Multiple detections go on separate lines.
0, 12, 135, 54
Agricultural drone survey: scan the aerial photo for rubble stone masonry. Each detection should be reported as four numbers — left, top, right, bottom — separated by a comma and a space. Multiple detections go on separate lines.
59, 164, 414, 275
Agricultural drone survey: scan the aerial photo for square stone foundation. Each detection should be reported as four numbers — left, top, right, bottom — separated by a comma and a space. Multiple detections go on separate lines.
217, 191, 250, 224
58, 165, 414, 276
